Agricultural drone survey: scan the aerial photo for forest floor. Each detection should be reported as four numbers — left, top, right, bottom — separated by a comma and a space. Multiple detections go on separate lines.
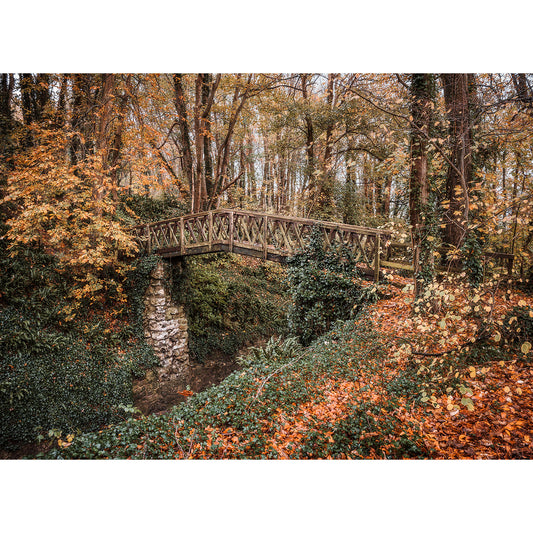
367, 275, 533, 459
42, 273, 533, 460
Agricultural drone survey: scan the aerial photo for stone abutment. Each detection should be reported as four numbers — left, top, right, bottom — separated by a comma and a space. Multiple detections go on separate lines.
133, 260, 190, 413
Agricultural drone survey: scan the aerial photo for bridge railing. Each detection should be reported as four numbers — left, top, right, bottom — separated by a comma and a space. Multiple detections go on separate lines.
131, 209, 517, 279
131, 209, 393, 278
381, 241, 515, 277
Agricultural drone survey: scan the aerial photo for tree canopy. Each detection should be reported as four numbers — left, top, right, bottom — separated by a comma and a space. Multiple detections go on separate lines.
2, 73, 531, 270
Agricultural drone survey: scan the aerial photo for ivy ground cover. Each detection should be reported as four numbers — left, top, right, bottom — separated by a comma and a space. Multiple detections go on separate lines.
45, 273, 533, 460
47, 316, 430, 459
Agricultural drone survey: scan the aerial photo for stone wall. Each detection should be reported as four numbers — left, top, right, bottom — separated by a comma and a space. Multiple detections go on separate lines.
133, 260, 190, 413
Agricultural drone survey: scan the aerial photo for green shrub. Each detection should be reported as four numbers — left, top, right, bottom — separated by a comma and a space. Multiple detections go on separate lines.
462, 230, 484, 287
297, 401, 426, 459
0, 306, 125, 447
116, 192, 187, 225
502, 305, 533, 350
237, 336, 303, 367
0, 243, 69, 323
0, 254, 159, 450
286, 225, 370, 345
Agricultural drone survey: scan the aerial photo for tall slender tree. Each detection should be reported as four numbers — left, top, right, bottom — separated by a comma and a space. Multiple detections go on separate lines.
409, 74, 436, 295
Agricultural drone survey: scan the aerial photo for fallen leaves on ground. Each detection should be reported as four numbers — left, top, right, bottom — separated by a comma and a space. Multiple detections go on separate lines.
49, 274, 532, 460
368, 274, 533, 459
416, 359, 533, 459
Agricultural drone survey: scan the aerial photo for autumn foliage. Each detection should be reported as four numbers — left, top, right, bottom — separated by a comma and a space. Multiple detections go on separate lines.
1, 73, 532, 459
3, 125, 137, 315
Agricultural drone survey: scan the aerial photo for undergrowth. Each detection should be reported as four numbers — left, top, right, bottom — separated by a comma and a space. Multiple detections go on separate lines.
286, 225, 376, 345
0, 250, 158, 450
173, 254, 289, 362
43, 298, 528, 460
116, 192, 187, 225
45, 315, 431, 459
0, 193, 188, 450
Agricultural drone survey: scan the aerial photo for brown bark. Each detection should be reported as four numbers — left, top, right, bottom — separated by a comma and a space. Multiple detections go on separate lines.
70, 74, 95, 164
54, 74, 67, 127
317, 73, 337, 219
0, 74, 13, 121
202, 73, 219, 203
93, 74, 115, 210
262, 134, 270, 210
442, 73, 474, 248
511, 73, 533, 110
107, 75, 131, 201
410, 74, 432, 229
300, 74, 315, 209
0, 74, 14, 155
246, 131, 257, 202
173, 74, 196, 210
409, 73, 434, 295
194, 74, 205, 211
0, 73, 15, 203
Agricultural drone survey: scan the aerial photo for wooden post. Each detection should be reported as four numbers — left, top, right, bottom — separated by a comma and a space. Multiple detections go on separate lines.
208, 211, 213, 251
263, 214, 268, 259
229, 211, 234, 252
180, 217, 185, 255
374, 234, 381, 283
145, 224, 151, 254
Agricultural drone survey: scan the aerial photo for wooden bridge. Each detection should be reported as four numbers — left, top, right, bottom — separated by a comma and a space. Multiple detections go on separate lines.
131, 208, 516, 280
131, 209, 392, 279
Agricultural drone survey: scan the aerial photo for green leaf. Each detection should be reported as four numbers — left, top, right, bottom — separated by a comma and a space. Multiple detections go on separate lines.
460, 397, 475, 411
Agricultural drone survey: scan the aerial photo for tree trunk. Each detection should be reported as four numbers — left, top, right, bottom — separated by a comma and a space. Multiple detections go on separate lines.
442, 73, 473, 248
194, 74, 206, 211
409, 73, 435, 296
173, 74, 196, 211
300, 74, 316, 212
317, 73, 337, 219
202, 73, 216, 205
0, 74, 14, 158
70, 74, 94, 164
107, 75, 131, 201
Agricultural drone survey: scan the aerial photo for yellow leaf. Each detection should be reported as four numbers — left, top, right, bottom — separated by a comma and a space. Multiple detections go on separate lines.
521, 342, 531, 354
